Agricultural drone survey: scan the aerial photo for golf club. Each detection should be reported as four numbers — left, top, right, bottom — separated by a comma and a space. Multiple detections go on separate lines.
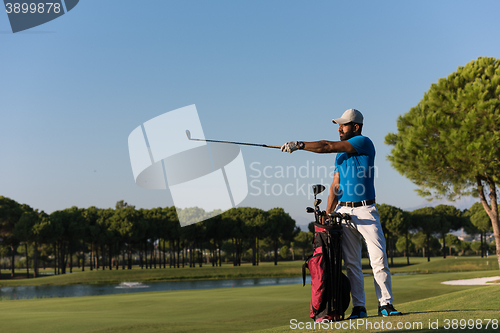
185, 130, 281, 149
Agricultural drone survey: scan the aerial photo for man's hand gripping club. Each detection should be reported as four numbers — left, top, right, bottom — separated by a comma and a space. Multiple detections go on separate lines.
281, 141, 304, 153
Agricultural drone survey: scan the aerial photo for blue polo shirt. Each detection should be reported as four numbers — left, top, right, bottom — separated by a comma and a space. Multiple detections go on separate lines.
334, 135, 376, 202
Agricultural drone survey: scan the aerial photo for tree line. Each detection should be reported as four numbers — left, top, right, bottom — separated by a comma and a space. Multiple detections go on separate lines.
375, 202, 494, 266
0, 196, 297, 279
1, 194, 494, 279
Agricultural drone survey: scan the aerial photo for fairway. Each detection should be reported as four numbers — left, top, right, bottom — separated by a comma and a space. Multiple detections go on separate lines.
1, 270, 499, 332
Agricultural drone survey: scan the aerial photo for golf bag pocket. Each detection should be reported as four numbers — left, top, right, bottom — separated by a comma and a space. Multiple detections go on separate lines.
307, 246, 325, 314
302, 230, 328, 317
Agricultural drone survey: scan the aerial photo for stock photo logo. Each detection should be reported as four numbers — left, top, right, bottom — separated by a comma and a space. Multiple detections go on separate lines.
3, 0, 79, 33
128, 105, 248, 227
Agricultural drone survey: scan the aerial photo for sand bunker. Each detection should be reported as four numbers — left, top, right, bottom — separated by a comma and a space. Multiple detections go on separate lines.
441, 276, 500, 285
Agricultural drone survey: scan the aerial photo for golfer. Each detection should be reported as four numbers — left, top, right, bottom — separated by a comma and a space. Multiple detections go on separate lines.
281, 109, 402, 318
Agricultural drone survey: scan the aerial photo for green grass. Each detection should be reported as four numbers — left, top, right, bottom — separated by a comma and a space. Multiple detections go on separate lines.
384, 255, 499, 273
263, 271, 500, 333
0, 270, 499, 332
1, 256, 498, 288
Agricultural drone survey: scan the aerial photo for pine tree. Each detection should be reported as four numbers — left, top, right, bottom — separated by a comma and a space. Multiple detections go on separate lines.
385, 57, 500, 268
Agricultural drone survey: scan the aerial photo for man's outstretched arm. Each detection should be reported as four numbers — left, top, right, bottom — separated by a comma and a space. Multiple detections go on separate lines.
281, 140, 356, 154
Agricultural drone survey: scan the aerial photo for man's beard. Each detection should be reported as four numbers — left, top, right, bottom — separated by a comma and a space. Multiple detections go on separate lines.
340, 130, 355, 141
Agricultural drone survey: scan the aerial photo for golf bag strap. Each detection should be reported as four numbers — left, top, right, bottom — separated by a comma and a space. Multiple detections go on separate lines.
302, 253, 322, 286
302, 255, 312, 286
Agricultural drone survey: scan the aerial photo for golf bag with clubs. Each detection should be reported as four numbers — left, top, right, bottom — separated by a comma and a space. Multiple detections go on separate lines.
302, 185, 351, 322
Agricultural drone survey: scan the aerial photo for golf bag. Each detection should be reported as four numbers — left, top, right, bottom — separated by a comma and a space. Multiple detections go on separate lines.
302, 220, 351, 322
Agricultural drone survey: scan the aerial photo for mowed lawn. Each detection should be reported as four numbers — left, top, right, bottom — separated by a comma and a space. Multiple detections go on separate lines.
1, 270, 499, 332
263, 283, 500, 333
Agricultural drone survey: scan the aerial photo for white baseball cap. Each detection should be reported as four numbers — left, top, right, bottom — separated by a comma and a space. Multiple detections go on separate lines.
332, 109, 364, 124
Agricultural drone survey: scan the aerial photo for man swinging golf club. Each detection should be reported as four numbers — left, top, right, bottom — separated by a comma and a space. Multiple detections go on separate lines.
281, 109, 402, 319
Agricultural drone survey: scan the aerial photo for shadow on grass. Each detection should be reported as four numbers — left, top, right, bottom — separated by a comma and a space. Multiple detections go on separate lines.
0, 272, 35, 280
403, 309, 500, 315
0, 271, 58, 281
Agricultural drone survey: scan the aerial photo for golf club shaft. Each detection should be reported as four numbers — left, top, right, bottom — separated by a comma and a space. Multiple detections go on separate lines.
186, 131, 281, 149
193, 138, 280, 149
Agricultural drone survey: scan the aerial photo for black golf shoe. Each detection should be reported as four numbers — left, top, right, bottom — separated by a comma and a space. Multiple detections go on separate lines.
378, 304, 402, 317
347, 306, 367, 319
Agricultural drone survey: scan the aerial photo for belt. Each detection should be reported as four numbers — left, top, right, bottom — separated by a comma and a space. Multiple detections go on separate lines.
339, 199, 375, 208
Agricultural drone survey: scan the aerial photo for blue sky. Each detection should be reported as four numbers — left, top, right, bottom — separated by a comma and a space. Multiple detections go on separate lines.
1, 1, 499, 229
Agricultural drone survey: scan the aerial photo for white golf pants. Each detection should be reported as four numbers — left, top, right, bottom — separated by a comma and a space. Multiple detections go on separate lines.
336, 203, 393, 307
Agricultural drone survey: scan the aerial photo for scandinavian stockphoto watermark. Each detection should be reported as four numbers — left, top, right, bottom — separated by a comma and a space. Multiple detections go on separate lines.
289, 318, 499, 331
249, 161, 378, 200
128, 105, 248, 227
290, 318, 423, 331
3, 0, 79, 33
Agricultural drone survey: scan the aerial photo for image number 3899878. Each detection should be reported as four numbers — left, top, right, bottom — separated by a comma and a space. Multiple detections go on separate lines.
3, 0, 79, 33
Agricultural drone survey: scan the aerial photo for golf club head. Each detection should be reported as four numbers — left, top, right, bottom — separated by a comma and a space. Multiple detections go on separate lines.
312, 184, 326, 195
306, 207, 314, 213
185, 130, 191, 140
328, 212, 341, 219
